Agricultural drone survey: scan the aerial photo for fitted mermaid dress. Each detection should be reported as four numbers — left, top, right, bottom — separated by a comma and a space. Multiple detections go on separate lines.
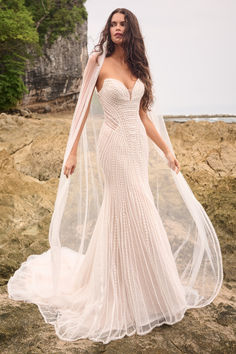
8, 77, 218, 344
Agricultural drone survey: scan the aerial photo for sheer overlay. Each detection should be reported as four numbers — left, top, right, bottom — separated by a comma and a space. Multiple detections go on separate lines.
7, 41, 223, 344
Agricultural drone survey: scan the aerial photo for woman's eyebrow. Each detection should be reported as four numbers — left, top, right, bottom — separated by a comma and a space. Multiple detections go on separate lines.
111, 20, 126, 24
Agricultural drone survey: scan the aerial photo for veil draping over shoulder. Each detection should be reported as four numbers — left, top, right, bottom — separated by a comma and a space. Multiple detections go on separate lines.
8, 41, 223, 328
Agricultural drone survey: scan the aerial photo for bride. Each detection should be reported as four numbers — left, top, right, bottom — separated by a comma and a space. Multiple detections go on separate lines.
8, 8, 223, 344
65, 11, 180, 179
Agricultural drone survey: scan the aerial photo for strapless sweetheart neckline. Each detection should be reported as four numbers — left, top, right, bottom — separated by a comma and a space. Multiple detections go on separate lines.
97, 77, 141, 100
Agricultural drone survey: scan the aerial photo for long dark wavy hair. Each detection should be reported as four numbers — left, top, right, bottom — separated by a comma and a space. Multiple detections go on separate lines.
93, 8, 154, 112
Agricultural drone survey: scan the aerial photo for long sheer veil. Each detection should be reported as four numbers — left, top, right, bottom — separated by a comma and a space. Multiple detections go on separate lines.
8, 40, 223, 323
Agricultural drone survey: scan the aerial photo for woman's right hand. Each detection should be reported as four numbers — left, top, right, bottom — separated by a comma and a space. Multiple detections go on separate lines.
64, 153, 77, 178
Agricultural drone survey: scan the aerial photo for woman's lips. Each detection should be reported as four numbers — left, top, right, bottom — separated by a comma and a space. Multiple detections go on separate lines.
115, 33, 122, 37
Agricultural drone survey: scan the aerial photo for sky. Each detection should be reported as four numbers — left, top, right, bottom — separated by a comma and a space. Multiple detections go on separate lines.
85, 0, 236, 116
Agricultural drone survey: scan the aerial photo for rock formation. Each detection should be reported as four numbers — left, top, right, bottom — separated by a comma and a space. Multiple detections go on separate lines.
21, 21, 88, 113
0, 113, 235, 352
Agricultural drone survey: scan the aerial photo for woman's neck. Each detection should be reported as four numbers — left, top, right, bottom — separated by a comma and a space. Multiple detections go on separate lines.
112, 45, 125, 65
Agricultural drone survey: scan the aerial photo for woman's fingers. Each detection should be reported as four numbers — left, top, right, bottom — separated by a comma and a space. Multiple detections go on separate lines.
65, 168, 69, 178
64, 163, 77, 178
64, 165, 71, 178
70, 165, 75, 174
174, 158, 180, 174
63, 155, 77, 178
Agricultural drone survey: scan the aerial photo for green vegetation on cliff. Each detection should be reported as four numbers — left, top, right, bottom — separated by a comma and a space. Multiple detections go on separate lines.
0, 0, 39, 111
0, 0, 87, 111
24, 0, 87, 46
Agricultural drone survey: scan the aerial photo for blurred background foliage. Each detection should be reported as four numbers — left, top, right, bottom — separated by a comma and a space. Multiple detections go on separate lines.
0, 0, 87, 111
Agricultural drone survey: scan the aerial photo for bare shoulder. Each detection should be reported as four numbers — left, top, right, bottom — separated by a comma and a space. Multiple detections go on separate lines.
88, 52, 111, 70
87, 51, 100, 65
100, 57, 112, 74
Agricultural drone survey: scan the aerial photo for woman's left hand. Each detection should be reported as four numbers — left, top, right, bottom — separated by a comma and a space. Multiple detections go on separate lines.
165, 150, 180, 174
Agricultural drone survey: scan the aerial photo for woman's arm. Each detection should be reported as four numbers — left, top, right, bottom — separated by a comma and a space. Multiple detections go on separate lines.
139, 107, 170, 154
70, 85, 95, 156
139, 107, 180, 174
64, 85, 95, 178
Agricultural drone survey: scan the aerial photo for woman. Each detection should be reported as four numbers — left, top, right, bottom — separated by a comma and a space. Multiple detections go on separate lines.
64, 11, 180, 179
8, 8, 223, 344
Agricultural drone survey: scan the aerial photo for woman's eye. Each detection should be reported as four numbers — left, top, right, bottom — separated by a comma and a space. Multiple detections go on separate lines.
110, 22, 126, 27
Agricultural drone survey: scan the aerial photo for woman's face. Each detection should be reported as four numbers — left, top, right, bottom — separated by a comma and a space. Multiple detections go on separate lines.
110, 12, 126, 45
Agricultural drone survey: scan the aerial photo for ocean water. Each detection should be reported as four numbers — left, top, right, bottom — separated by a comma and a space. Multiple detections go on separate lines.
164, 116, 236, 123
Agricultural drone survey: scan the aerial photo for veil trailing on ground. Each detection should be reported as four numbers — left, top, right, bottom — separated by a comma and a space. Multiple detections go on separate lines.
8, 40, 223, 327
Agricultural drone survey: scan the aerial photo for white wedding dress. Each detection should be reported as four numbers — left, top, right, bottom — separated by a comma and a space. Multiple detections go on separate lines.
7, 76, 222, 344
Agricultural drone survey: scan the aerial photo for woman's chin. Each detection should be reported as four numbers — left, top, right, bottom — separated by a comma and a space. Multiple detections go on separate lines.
112, 38, 123, 45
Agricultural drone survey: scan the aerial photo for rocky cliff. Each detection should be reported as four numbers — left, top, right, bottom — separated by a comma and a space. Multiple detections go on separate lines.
21, 21, 88, 113
0, 113, 235, 353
